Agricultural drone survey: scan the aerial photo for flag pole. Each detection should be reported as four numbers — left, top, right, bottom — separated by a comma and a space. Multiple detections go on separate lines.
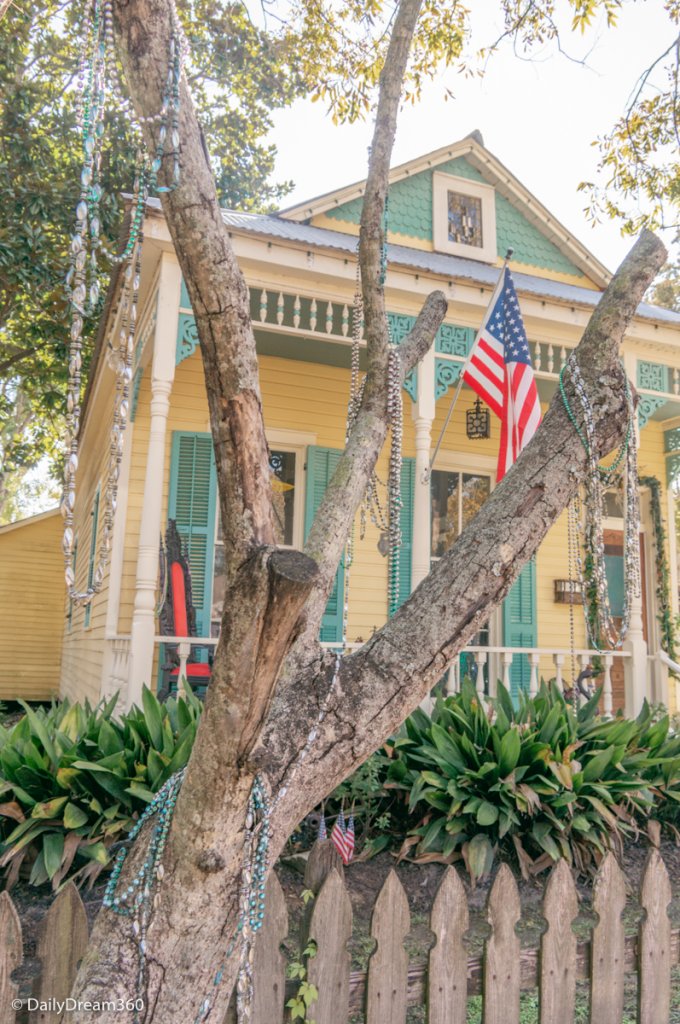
425, 248, 514, 482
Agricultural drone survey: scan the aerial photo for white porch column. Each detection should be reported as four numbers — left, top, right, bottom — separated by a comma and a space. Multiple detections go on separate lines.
100, 419, 134, 704
127, 256, 182, 709
623, 589, 648, 716
413, 347, 435, 710
411, 345, 435, 589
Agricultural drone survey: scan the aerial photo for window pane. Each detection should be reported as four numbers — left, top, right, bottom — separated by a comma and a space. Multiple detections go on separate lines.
447, 191, 483, 248
270, 450, 296, 546
461, 473, 490, 528
604, 486, 624, 519
431, 470, 460, 557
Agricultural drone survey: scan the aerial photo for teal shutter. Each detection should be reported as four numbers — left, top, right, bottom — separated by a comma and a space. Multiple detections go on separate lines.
84, 489, 100, 628
502, 559, 537, 702
304, 446, 345, 644
168, 432, 217, 636
389, 457, 415, 615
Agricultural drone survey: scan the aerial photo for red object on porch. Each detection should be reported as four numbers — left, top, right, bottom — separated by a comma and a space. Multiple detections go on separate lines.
158, 520, 212, 698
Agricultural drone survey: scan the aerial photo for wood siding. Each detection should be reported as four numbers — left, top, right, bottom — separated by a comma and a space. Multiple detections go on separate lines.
0, 512, 64, 700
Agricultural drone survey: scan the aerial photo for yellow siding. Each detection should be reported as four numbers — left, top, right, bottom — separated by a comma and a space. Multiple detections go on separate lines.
0, 512, 64, 701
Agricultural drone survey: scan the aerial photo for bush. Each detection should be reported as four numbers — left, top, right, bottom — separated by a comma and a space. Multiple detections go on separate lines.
383, 680, 680, 881
0, 687, 202, 889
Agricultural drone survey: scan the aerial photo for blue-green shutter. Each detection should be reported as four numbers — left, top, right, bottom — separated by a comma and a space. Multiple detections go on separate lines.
168, 432, 217, 637
502, 559, 537, 701
389, 457, 415, 615
304, 446, 345, 644
84, 489, 100, 628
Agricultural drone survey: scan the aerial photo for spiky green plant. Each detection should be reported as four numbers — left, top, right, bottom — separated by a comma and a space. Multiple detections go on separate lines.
0, 687, 202, 888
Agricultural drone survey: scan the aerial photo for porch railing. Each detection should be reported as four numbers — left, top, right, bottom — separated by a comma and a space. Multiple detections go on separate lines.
105, 637, 633, 716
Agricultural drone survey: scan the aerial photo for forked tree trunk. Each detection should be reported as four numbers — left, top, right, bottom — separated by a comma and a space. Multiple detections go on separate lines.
70, 1, 667, 1021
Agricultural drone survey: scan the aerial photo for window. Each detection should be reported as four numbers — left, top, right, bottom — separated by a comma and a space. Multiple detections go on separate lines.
430, 469, 491, 558
210, 447, 302, 635
67, 535, 78, 631
432, 172, 497, 263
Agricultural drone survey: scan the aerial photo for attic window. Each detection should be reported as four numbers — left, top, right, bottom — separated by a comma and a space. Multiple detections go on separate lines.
433, 172, 497, 263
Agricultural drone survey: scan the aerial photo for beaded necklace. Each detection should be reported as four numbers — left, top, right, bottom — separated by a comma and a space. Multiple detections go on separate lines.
560, 356, 641, 651
63, 0, 185, 607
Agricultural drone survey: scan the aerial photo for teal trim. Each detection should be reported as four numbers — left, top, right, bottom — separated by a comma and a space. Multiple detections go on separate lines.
664, 426, 680, 453
168, 432, 217, 637
179, 277, 191, 310
325, 157, 584, 276
638, 395, 666, 429
130, 367, 143, 422
387, 312, 473, 358
637, 360, 669, 393
84, 489, 100, 628
389, 458, 415, 615
435, 358, 461, 400
403, 368, 417, 402
502, 559, 537, 702
176, 312, 199, 364
304, 446, 345, 643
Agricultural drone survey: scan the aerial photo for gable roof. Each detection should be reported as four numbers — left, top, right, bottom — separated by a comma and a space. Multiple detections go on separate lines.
279, 132, 611, 289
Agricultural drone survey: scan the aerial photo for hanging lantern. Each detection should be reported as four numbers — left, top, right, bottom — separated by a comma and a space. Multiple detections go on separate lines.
466, 397, 490, 440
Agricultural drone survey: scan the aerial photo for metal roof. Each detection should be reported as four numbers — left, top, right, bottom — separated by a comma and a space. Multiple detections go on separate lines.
218, 209, 680, 327
142, 198, 680, 327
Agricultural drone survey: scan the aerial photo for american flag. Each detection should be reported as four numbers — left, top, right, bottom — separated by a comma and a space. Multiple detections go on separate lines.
462, 267, 541, 481
330, 809, 354, 865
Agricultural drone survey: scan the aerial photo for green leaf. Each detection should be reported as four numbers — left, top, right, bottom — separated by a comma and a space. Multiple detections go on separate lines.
43, 832, 65, 880
466, 833, 494, 882
476, 801, 499, 826
63, 802, 89, 829
498, 729, 521, 775
141, 686, 164, 750
32, 796, 68, 819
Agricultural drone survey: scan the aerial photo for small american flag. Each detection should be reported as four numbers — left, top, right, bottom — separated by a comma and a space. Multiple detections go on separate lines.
318, 814, 327, 841
462, 267, 541, 481
330, 809, 354, 865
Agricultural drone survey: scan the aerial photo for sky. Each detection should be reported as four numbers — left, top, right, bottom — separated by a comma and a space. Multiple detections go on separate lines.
265, 0, 677, 274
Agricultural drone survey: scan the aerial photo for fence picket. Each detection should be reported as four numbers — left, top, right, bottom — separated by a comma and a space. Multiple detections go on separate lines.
428, 867, 468, 1024
0, 892, 21, 1024
366, 870, 410, 1024
539, 859, 578, 1024
590, 852, 626, 1024
29, 882, 89, 1024
252, 872, 288, 1024
307, 868, 352, 1024
483, 864, 520, 1024
639, 849, 672, 1024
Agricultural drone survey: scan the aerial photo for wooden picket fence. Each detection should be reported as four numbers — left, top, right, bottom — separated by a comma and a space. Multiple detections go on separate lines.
0, 848, 678, 1023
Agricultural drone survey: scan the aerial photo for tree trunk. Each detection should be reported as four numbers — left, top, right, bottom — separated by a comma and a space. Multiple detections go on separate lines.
70, 1, 668, 1021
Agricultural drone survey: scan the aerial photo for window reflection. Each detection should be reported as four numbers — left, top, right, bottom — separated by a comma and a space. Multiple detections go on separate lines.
211, 449, 297, 635
431, 470, 490, 558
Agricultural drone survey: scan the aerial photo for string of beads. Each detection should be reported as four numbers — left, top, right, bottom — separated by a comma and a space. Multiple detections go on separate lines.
63, 0, 186, 607
560, 356, 641, 650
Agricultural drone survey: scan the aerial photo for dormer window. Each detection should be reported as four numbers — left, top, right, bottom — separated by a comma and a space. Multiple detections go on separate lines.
433, 172, 497, 263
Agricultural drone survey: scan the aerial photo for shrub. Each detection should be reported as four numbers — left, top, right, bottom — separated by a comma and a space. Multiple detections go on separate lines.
383, 680, 680, 881
0, 687, 202, 889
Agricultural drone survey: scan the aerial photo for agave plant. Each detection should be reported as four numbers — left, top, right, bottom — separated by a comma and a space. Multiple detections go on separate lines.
0, 687, 202, 889
383, 679, 672, 881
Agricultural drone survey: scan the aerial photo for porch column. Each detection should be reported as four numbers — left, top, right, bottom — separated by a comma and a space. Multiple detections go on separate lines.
413, 346, 435, 709
127, 256, 182, 709
411, 345, 435, 589
623, 587, 648, 716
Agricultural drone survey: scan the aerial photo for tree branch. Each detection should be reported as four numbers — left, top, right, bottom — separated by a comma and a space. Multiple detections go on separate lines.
112, 0, 275, 582
261, 229, 668, 838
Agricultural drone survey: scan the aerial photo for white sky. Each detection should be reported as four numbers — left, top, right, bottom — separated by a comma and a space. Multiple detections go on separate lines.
266, 0, 677, 274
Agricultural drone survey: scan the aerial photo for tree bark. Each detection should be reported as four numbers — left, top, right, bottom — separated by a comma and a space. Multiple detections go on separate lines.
70, 1, 667, 1021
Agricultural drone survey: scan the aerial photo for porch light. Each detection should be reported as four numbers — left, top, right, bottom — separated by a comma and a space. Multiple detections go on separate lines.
466, 397, 490, 440
554, 579, 583, 605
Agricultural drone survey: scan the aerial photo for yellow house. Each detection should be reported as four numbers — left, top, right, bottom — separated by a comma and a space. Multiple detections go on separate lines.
5, 133, 680, 715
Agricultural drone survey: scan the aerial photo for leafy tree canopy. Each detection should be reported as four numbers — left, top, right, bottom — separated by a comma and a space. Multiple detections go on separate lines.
0, 0, 304, 520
